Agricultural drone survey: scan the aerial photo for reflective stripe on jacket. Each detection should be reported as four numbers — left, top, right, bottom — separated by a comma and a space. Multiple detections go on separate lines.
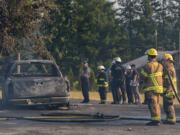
97, 72, 109, 88
141, 60, 163, 93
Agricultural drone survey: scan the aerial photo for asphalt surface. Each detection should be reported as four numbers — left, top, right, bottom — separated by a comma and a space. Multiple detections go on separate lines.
0, 101, 180, 135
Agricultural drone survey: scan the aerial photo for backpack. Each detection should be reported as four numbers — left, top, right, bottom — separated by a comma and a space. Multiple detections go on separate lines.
111, 64, 125, 82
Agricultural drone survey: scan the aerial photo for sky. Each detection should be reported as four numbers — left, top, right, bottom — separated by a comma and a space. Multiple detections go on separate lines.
108, 0, 119, 9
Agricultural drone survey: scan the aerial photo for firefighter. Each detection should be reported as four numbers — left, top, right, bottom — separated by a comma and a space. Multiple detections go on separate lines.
96, 65, 108, 104
162, 53, 177, 124
141, 48, 163, 126
111, 57, 126, 104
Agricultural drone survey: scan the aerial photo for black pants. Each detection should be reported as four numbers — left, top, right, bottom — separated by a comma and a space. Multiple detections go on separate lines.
81, 79, 90, 102
126, 84, 134, 103
111, 80, 126, 104
143, 92, 148, 104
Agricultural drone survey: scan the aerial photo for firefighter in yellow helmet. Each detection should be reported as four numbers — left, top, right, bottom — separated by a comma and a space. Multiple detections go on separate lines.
141, 48, 163, 126
96, 65, 108, 104
162, 53, 177, 124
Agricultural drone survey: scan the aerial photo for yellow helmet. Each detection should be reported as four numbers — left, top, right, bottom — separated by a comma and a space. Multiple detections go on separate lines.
146, 48, 158, 56
163, 53, 174, 61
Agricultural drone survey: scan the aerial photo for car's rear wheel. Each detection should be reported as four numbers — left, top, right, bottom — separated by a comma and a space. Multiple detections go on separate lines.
1, 83, 14, 108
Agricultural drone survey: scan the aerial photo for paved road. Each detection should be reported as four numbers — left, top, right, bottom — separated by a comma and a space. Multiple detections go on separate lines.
0, 102, 180, 135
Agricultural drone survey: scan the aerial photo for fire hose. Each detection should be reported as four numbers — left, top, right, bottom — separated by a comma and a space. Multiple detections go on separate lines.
0, 112, 180, 123
162, 63, 180, 103
0, 112, 120, 122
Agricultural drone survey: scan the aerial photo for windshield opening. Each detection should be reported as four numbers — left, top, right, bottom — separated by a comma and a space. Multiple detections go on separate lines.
11, 62, 60, 77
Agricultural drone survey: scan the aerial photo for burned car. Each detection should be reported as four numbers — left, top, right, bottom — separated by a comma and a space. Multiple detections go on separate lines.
1, 60, 70, 107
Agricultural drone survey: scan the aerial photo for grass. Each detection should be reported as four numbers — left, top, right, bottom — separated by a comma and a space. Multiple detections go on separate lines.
70, 90, 180, 104
0, 89, 150, 103
1, 89, 179, 104
70, 91, 113, 101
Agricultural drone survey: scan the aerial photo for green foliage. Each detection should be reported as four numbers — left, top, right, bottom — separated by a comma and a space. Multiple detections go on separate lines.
117, 0, 180, 55
0, 0, 180, 90
43, 0, 125, 82
0, 0, 55, 57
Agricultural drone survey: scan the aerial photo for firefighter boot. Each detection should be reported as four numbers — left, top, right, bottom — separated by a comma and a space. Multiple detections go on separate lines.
146, 121, 160, 126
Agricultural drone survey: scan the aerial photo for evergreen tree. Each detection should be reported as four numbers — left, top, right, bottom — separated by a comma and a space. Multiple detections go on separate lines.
117, 0, 142, 56
0, 0, 55, 57
44, 0, 124, 73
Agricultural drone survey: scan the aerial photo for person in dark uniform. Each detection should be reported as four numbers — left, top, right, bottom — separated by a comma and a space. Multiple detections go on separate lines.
80, 61, 91, 103
96, 65, 108, 104
111, 57, 126, 104
125, 65, 134, 104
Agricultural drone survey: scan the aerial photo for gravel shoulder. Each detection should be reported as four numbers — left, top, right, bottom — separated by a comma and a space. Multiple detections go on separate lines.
0, 101, 180, 135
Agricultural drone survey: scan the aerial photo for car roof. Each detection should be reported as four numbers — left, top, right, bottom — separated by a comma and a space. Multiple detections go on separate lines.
13, 60, 55, 64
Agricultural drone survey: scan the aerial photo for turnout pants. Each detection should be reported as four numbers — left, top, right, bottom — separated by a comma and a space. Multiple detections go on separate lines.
146, 91, 161, 122
163, 96, 176, 123
98, 87, 107, 103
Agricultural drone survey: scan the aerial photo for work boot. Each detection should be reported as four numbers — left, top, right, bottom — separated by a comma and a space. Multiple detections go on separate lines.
122, 101, 127, 104
128, 102, 133, 104
163, 120, 176, 125
111, 102, 119, 104
146, 121, 160, 126
80, 100, 89, 103
99, 101, 106, 104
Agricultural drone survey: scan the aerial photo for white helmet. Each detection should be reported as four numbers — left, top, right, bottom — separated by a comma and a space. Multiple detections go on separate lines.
112, 60, 115, 64
98, 65, 105, 70
126, 65, 131, 70
114, 57, 122, 63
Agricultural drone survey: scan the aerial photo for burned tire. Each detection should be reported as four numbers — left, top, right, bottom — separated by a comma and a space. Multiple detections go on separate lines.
1, 83, 13, 108
1, 89, 9, 107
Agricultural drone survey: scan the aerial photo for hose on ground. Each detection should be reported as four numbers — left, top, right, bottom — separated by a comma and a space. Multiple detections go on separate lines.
0, 112, 180, 123
0, 112, 120, 122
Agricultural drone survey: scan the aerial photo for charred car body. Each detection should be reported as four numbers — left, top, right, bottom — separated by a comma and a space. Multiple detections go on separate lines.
2, 60, 70, 107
